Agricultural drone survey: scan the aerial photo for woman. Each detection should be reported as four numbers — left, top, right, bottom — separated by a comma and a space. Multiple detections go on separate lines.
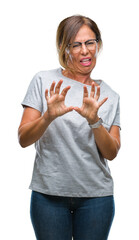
18, 15, 121, 240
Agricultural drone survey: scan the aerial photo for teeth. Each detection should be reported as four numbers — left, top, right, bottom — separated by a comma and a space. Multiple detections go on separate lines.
81, 59, 90, 62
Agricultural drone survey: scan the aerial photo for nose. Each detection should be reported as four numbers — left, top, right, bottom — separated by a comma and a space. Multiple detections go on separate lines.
80, 43, 89, 55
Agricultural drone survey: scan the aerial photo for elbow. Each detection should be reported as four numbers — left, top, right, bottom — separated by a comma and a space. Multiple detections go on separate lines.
107, 153, 117, 161
18, 136, 28, 148
106, 144, 121, 161
19, 143, 28, 148
18, 133, 34, 148
18, 130, 34, 148
104, 153, 116, 161
18, 129, 28, 148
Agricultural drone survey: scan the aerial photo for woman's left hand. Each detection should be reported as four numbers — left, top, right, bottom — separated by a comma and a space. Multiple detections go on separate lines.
74, 83, 108, 124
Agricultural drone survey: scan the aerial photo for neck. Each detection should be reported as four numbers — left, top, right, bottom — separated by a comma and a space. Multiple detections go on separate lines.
62, 69, 93, 85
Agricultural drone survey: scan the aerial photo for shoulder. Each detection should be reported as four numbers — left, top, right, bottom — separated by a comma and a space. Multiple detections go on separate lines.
101, 80, 120, 100
28, 68, 60, 89
34, 68, 60, 80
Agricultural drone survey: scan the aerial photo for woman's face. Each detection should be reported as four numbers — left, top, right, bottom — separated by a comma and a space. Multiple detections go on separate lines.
67, 25, 99, 75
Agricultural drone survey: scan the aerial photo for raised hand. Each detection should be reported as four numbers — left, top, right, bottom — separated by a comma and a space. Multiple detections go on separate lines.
74, 82, 108, 124
44, 80, 74, 121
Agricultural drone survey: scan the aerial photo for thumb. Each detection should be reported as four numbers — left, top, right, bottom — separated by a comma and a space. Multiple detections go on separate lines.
99, 97, 108, 107
66, 106, 74, 113
74, 107, 81, 114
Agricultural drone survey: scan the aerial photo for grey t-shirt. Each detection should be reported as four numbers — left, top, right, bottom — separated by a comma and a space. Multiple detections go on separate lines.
22, 68, 120, 197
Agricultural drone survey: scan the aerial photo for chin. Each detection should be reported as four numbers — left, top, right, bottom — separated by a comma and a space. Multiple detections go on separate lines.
68, 61, 96, 76
77, 60, 96, 73
80, 65, 96, 74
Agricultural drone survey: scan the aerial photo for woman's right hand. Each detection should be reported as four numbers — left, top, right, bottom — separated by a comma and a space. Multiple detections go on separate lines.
18, 80, 73, 148
44, 80, 74, 121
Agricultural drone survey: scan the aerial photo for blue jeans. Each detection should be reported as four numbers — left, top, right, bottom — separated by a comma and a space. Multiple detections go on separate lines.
30, 191, 115, 240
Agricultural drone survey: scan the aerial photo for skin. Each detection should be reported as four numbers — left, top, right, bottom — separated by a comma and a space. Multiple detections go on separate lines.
63, 25, 98, 82
18, 25, 121, 160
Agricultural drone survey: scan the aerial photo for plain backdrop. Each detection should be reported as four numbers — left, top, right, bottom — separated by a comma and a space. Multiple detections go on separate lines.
1, 0, 139, 239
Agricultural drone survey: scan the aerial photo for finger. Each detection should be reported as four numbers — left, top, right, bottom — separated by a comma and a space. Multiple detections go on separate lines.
90, 82, 95, 98
45, 89, 49, 101
83, 85, 88, 98
65, 106, 74, 113
74, 106, 81, 114
50, 81, 56, 97
99, 97, 108, 107
61, 86, 71, 97
95, 86, 100, 101
55, 79, 63, 94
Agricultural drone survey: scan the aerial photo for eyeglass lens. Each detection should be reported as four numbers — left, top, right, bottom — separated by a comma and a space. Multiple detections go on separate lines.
69, 39, 97, 53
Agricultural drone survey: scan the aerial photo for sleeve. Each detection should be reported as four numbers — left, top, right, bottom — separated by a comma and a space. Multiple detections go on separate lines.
21, 73, 43, 113
112, 96, 121, 129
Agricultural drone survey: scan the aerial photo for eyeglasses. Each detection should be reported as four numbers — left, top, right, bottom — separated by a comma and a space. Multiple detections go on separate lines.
67, 39, 98, 53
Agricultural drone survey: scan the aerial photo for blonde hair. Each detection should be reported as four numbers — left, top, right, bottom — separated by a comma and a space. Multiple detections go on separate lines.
56, 15, 102, 69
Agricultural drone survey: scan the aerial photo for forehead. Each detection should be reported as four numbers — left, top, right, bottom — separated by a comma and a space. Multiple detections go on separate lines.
74, 25, 96, 42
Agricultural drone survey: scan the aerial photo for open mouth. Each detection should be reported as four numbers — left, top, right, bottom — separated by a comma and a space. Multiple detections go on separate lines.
80, 58, 92, 66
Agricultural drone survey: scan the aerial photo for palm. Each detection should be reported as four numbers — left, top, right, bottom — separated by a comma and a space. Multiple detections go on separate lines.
81, 97, 99, 120
74, 83, 108, 124
47, 94, 68, 117
45, 80, 73, 120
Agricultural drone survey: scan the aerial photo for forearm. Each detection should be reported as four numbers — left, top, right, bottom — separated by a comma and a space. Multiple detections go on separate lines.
18, 113, 52, 148
93, 125, 120, 161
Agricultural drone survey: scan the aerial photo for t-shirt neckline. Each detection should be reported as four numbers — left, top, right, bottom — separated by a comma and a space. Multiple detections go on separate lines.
57, 68, 103, 87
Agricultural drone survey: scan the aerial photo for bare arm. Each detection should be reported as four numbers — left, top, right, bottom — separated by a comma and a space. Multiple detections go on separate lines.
18, 108, 52, 148
93, 125, 121, 160
18, 80, 74, 148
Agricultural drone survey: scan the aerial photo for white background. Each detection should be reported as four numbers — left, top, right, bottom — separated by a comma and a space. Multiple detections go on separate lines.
0, 0, 139, 239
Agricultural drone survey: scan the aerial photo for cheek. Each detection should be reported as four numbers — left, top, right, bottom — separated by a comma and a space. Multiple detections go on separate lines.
69, 51, 79, 60
92, 57, 97, 67
68, 55, 79, 66
71, 54, 78, 61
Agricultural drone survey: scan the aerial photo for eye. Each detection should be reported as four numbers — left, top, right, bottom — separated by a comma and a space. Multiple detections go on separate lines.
72, 42, 81, 48
86, 41, 95, 46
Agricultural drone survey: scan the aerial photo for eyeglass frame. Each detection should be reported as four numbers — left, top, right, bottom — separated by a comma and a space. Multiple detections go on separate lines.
67, 38, 99, 52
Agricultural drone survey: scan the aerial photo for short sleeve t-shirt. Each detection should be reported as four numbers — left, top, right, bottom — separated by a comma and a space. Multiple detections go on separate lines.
22, 68, 120, 197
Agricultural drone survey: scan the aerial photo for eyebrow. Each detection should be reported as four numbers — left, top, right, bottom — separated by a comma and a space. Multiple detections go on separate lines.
72, 39, 96, 44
